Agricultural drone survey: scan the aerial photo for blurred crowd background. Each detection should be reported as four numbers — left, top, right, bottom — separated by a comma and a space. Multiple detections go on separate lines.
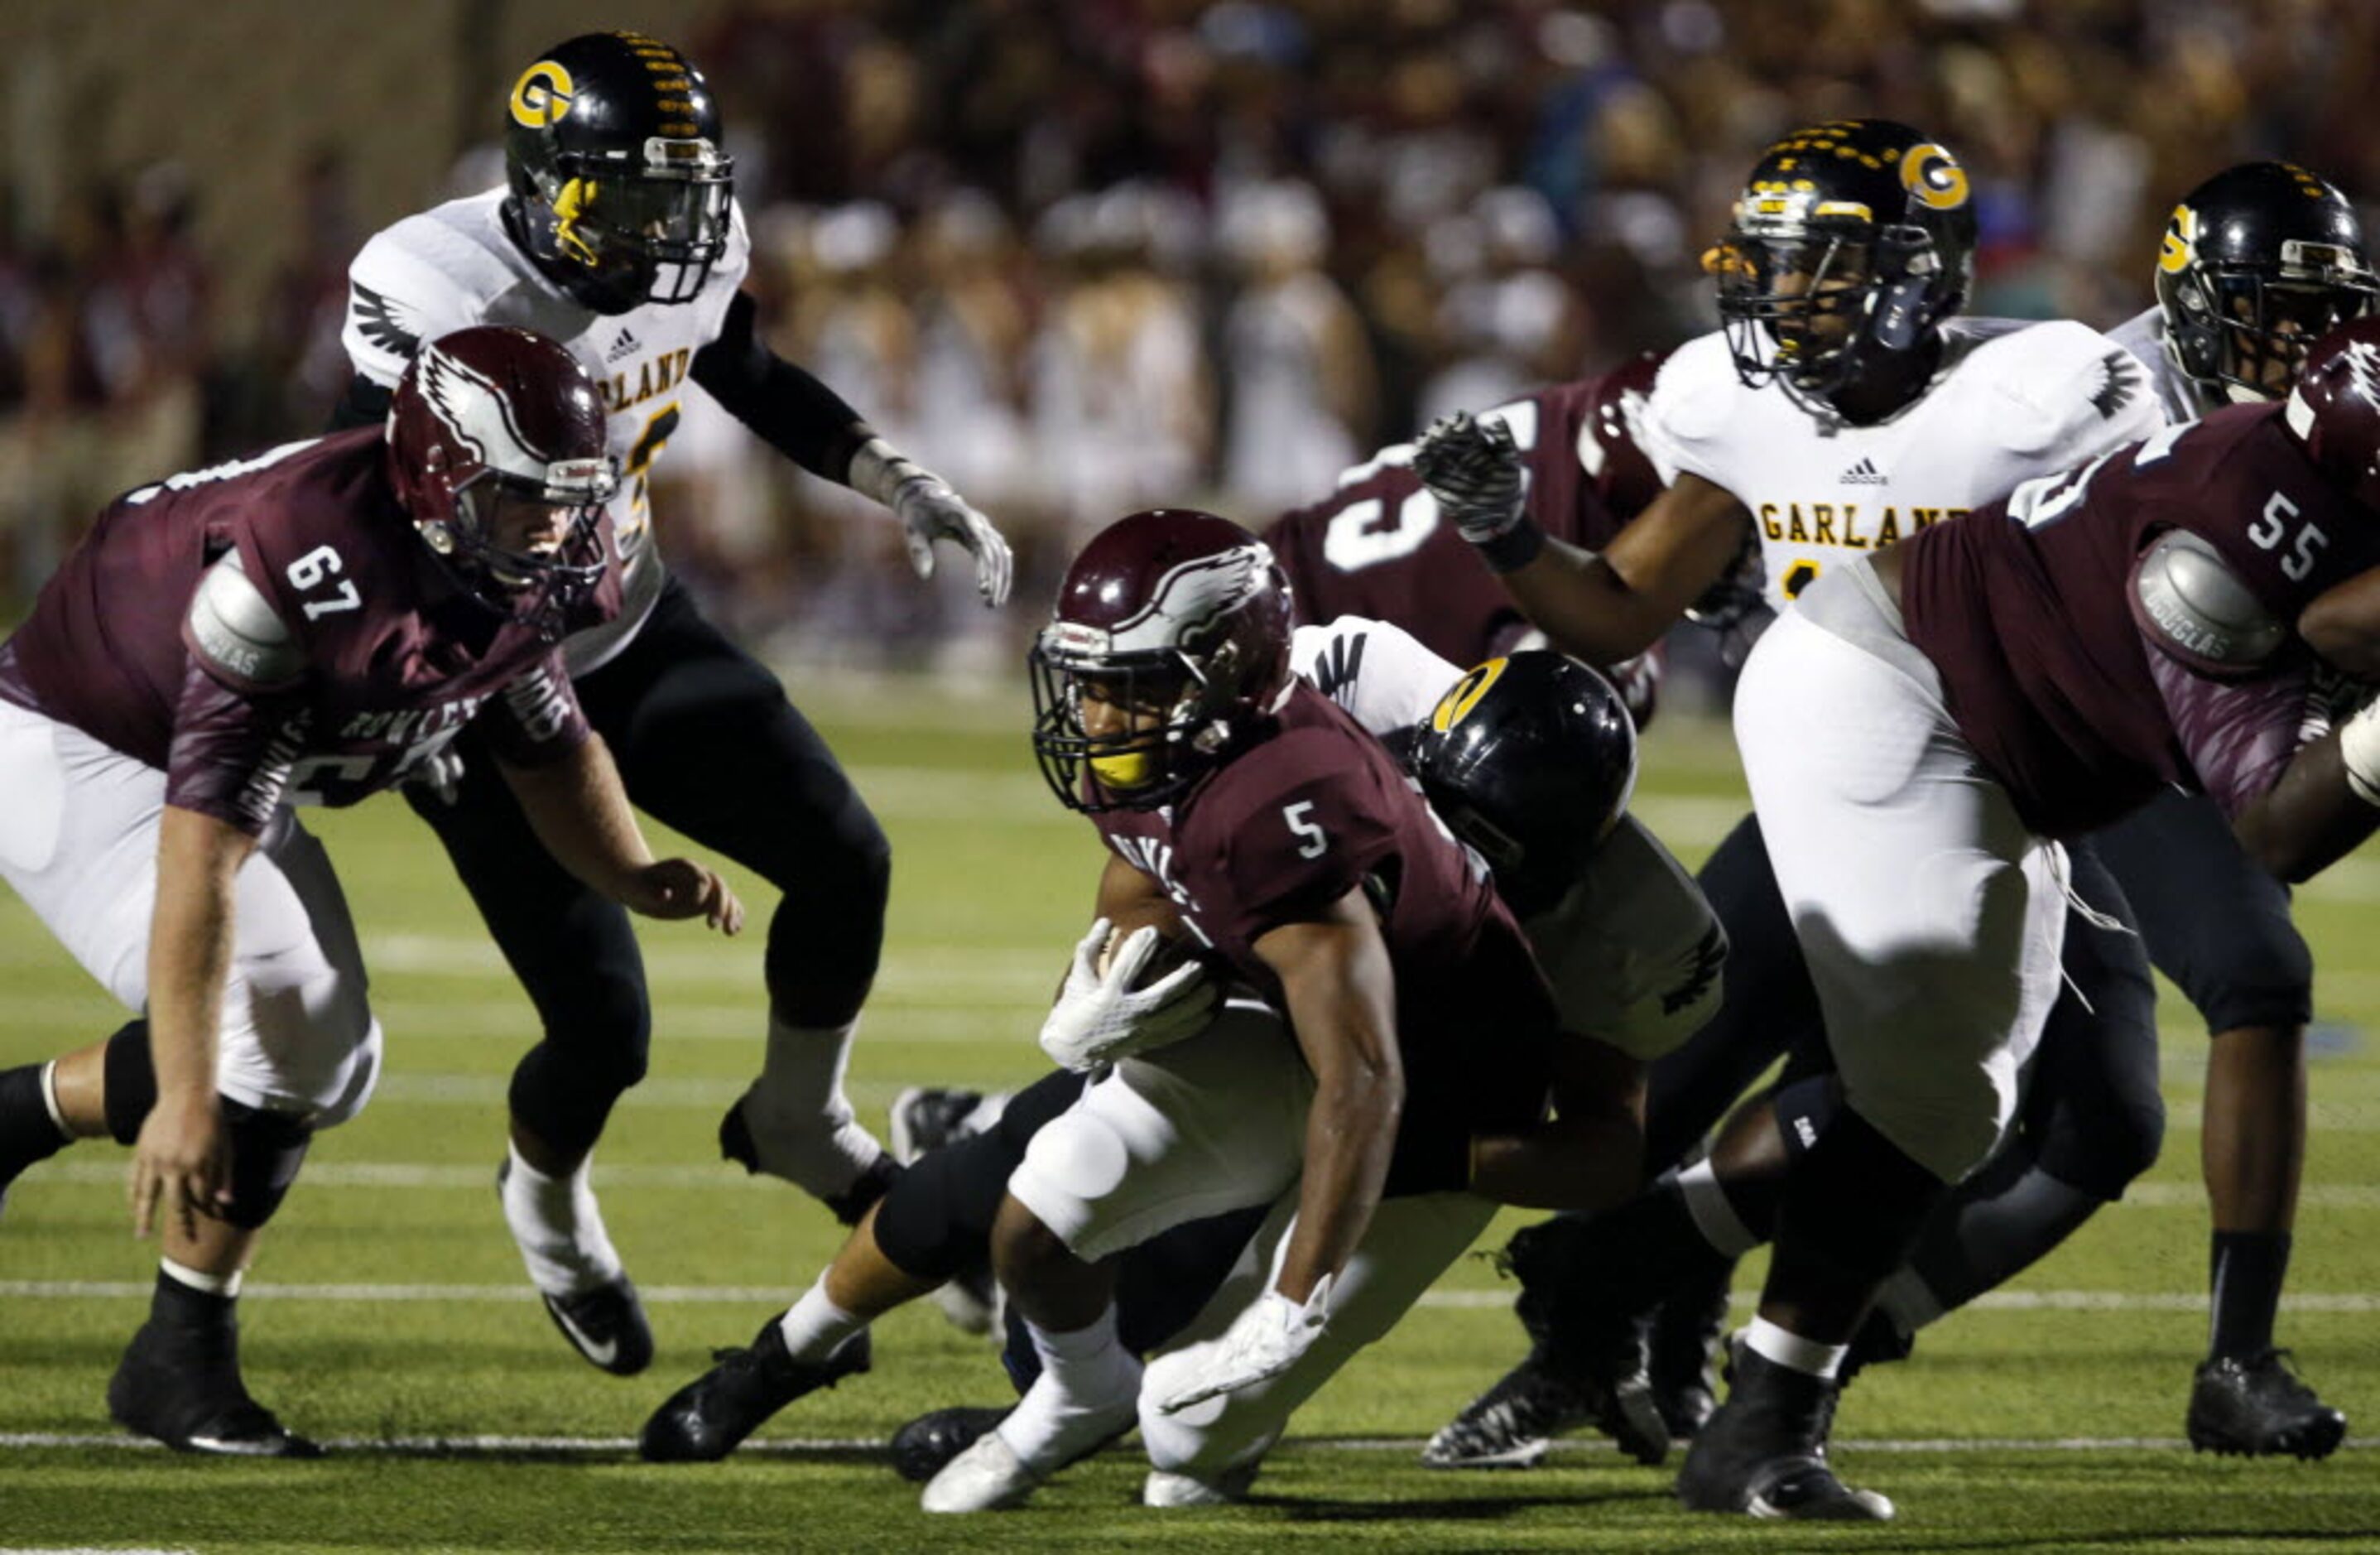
2, 0, 2377, 665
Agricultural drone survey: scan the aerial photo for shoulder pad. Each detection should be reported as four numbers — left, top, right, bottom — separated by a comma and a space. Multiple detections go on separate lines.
1971, 321, 2163, 455
187, 551, 306, 689
2129, 528, 2286, 675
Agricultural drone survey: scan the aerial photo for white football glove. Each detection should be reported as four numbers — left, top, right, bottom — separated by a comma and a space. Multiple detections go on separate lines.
1154, 1274, 1334, 1414
1039, 917, 1218, 1072
892, 473, 1015, 608
1412, 411, 1527, 546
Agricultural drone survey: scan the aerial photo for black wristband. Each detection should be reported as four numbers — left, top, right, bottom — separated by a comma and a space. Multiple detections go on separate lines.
1472, 517, 1547, 575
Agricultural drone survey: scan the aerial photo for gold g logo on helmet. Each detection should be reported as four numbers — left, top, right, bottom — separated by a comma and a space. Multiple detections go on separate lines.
1430, 657, 1510, 734
1900, 143, 1969, 211
509, 60, 575, 129
2158, 203, 2199, 275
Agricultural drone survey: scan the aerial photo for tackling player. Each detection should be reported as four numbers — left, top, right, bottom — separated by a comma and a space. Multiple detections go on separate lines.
1415, 118, 2168, 1517
0, 327, 740, 1455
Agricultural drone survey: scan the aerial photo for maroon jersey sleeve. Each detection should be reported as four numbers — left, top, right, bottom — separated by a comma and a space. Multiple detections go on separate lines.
2146, 646, 2326, 821
162, 658, 307, 835
1190, 726, 1405, 947
474, 654, 593, 768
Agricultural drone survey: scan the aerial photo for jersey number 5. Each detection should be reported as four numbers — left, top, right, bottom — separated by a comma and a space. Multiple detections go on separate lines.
1282, 800, 1329, 859
2247, 490, 2329, 582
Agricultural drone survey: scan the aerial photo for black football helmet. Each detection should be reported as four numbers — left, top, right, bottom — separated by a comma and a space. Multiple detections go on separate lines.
503, 31, 734, 314
387, 326, 616, 638
1031, 510, 1296, 814
1705, 118, 1976, 415
1404, 652, 1638, 917
2155, 162, 2378, 412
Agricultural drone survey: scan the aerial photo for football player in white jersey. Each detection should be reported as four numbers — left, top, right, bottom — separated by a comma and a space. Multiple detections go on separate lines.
1413, 119, 2166, 1519
329, 31, 1014, 1374
634, 616, 1724, 1510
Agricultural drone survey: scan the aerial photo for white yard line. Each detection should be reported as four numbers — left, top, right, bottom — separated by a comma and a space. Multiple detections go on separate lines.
5, 1278, 2379, 1313
0, 1429, 2364, 1457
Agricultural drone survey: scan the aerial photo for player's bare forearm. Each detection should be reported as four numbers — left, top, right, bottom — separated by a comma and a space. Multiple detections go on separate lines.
2299, 566, 2380, 679
147, 806, 256, 1100
1502, 474, 1752, 664
1092, 850, 1185, 941
2234, 733, 2380, 882
499, 735, 653, 898
1467, 1037, 1645, 1211
1257, 894, 1403, 1304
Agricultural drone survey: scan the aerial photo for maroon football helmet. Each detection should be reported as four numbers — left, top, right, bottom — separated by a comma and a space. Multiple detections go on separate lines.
2283, 316, 2380, 511
1584, 347, 1669, 517
1031, 508, 1296, 812
387, 325, 616, 637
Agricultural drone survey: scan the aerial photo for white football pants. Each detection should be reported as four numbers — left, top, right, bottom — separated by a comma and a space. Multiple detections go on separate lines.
1731, 564, 2067, 1182
0, 700, 381, 1125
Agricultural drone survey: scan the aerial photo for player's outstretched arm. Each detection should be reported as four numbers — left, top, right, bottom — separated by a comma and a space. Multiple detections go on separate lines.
132, 806, 257, 1240
1416, 412, 1749, 663
498, 735, 743, 933
1256, 888, 1403, 1304
692, 291, 1012, 606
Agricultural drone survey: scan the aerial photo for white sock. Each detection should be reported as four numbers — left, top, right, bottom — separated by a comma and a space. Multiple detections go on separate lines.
736, 1015, 883, 1198
1875, 1266, 1944, 1337
777, 1271, 865, 1363
501, 1142, 622, 1297
38, 1061, 69, 1134
1676, 1160, 1761, 1258
997, 1306, 1142, 1470
161, 1255, 242, 1299
1743, 1316, 1848, 1380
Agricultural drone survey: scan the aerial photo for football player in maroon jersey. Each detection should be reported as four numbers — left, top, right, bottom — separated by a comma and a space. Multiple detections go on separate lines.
0, 326, 740, 1456
902, 511, 1646, 1512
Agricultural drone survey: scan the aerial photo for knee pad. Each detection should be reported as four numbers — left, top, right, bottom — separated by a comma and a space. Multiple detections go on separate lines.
103, 1019, 157, 1146
1007, 1105, 1134, 1259
2036, 1082, 2165, 1200
873, 1127, 1025, 1282
216, 1098, 314, 1230
507, 1019, 650, 1158
2195, 932, 2315, 1035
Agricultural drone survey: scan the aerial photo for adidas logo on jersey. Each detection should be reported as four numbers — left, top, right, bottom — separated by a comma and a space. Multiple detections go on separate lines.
1839, 456, 1887, 485
606, 328, 642, 364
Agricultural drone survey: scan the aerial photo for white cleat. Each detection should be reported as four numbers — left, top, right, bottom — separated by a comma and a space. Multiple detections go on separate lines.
1142, 1460, 1259, 1507
921, 1431, 1042, 1513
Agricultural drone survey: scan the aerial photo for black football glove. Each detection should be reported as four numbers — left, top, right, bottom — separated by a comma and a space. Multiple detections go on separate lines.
1414, 412, 1527, 546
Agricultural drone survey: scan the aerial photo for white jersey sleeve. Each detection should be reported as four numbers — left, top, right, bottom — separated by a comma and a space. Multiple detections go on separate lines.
2107, 305, 2205, 425
1289, 617, 1461, 735
1968, 317, 2168, 465
1522, 815, 1725, 1061
343, 198, 521, 388
1634, 332, 1737, 489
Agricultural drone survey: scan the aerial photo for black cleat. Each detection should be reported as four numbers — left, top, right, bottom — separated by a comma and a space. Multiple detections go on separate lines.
1647, 1274, 1731, 1440
107, 1319, 322, 1459
1423, 1339, 1669, 1468
640, 1319, 872, 1462
540, 1276, 656, 1378
2188, 1349, 2348, 1460
891, 1404, 1012, 1483
1676, 1348, 1891, 1520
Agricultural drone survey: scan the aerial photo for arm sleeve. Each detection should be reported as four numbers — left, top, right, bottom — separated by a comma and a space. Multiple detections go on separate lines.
1527, 816, 1728, 1061
689, 291, 870, 481
1290, 617, 1463, 735
162, 657, 307, 837
474, 653, 593, 769
2147, 644, 2327, 821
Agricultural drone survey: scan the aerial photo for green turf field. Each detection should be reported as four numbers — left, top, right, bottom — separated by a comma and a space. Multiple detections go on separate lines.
2, 673, 2375, 1553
